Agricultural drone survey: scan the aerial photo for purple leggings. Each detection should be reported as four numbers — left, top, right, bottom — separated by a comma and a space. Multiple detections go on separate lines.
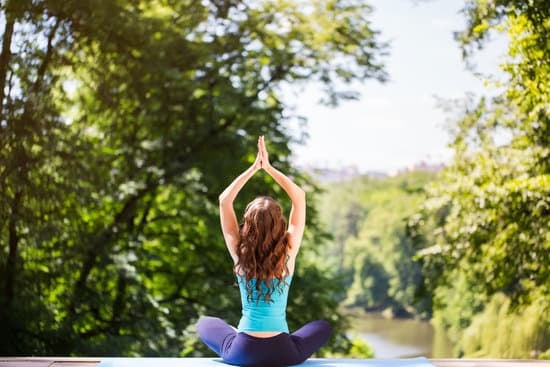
197, 316, 331, 367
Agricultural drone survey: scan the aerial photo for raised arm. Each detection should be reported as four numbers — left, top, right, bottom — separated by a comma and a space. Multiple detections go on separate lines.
219, 139, 262, 263
259, 136, 306, 256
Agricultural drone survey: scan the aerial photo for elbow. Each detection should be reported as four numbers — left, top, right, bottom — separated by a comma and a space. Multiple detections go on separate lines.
219, 192, 232, 205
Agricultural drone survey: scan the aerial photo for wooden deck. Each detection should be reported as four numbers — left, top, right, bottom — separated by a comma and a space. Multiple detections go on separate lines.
431, 360, 550, 367
0, 358, 548, 367
0, 358, 99, 367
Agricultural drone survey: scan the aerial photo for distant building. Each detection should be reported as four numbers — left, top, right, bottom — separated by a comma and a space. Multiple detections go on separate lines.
299, 165, 387, 183
299, 161, 444, 183
395, 161, 445, 175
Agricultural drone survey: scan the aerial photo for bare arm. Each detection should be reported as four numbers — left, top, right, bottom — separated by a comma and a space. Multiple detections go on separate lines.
219, 139, 262, 263
259, 137, 306, 256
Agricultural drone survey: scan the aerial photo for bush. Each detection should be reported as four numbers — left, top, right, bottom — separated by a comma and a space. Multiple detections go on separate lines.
460, 293, 550, 358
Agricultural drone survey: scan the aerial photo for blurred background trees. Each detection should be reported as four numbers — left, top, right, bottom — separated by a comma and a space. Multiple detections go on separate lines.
315, 171, 435, 318
410, 0, 549, 357
0, 0, 386, 356
316, 0, 548, 359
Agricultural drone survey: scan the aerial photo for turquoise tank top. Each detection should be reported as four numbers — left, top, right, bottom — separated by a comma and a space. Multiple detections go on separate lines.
236, 274, 293, 333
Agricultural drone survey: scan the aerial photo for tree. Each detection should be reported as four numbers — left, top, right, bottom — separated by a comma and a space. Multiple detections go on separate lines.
317, 171, 435, 316
410, 0, 549, 358
0, 0, 387, 355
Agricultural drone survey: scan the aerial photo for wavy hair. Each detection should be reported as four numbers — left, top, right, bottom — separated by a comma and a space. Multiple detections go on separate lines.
235, 196, 291, 302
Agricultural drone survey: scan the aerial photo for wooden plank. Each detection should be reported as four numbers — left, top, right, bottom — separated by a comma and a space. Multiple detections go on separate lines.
431, 360, 550, 367
49, 364, 98, 367
0, 361, 52, 367
0, 357, 100, 367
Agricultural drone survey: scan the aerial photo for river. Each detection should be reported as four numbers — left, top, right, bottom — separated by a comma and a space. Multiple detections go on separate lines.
348, 310, 455, 358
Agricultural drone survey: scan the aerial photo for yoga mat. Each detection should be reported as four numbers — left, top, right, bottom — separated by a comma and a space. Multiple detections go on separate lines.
98, 356, 435, 367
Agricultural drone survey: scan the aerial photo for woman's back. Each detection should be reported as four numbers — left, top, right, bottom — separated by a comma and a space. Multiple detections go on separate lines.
236, 274, 293, 334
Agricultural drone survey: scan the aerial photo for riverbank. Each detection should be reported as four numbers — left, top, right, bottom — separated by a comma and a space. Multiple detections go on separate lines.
346, 308, 455, 358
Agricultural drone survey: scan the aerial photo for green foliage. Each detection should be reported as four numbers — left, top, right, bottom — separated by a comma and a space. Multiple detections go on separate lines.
347, 337, 375, 358
459, 293, 549, 358
411, 0, 550, 358
456, 0, 549, 63
316, 171, 436, 317
0, 0, 387, 356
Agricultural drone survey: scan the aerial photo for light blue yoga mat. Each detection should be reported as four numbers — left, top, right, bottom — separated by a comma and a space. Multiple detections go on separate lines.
98, 357, 435, 367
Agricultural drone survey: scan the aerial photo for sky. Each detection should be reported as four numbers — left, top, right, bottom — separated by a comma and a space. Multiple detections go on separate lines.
285, 0, 508, 174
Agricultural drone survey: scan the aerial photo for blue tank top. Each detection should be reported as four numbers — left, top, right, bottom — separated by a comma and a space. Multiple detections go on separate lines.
236, 274, 293, 333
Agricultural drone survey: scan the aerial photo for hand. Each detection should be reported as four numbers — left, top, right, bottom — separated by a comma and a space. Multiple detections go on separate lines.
252, 138, 262, 171
258, 135, 270, 169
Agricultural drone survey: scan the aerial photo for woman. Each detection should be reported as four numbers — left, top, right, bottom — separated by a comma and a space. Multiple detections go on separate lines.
197, 136, 331, 367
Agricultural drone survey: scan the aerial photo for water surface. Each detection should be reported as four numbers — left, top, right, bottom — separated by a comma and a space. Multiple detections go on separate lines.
348, 311, 454, 358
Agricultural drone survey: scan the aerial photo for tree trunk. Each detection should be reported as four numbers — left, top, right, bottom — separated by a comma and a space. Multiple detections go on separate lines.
32, 19, 60, 92
5, 189, 22, 306
0, 3, 15, 120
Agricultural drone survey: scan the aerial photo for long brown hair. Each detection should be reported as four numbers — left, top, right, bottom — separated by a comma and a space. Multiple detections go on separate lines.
235, 196, 291, 302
